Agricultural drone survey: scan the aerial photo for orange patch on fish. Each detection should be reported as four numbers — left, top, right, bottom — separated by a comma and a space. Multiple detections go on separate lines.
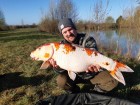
44, 53, 50, 58
64, 44, 76, 54
110, 61, 126, 76
85, 48, 93, 56
54, 43, 60, 51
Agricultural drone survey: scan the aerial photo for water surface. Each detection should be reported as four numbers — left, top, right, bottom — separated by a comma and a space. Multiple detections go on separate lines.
88, 29, 140, 58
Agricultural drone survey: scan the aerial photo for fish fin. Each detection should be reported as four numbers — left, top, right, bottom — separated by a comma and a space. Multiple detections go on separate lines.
110, 70, 125, 85
68, 71, 76, 81
40, 61, 51, 69
110, 62, 134, 85
118, 65, 134, 72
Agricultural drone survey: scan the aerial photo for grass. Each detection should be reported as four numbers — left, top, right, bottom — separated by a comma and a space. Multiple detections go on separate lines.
0, 28, 140, 105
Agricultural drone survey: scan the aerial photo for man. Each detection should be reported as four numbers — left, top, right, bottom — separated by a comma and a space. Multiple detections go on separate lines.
49, 18, 118, 93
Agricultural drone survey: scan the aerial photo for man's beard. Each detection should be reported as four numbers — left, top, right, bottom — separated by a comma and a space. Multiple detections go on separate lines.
67, 33, 75, 38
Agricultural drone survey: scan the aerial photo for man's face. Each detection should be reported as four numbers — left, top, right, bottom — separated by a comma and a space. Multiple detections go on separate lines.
61, 27, 77, 43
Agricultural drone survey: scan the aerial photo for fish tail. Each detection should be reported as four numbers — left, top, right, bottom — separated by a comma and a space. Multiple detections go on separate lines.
110, 61, 134, 85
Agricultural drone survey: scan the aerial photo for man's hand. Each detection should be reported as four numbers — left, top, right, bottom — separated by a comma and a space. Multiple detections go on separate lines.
86, 64, 100, 73
49, 58, 60, 68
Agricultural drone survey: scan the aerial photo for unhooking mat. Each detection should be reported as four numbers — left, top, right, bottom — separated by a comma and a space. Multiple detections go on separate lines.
35, 93, 139, 105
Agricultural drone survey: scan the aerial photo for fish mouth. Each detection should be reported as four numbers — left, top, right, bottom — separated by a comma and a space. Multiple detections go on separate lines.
30, 53, 37, 60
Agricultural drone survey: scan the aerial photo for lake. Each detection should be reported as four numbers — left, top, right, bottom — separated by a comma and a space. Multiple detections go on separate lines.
87, 29, 140, 59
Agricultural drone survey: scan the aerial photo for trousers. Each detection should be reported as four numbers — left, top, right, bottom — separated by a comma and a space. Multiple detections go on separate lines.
56, 71, 118, 93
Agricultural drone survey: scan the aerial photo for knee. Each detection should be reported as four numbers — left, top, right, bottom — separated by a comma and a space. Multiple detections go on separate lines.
101, 79, 118, 92
90, 71, 118, 92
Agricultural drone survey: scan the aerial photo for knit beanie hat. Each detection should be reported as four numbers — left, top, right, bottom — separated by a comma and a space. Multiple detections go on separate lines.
58, 18, 76, 33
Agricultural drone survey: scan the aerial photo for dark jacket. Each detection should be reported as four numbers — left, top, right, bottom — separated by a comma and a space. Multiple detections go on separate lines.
54, 33, 99, 79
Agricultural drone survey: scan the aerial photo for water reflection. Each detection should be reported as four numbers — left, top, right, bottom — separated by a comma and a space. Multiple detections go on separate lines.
88, 29, 140, 58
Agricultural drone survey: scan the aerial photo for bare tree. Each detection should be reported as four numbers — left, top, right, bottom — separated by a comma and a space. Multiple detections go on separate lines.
48, 0, 57, 20
92, 0, 110, 23
38, 0, 78, 32
0, 9, 6, 26
90, 0, 110, 30
0, 9, 6, 30
122, 6, 135, 28
133, 6, 140, 33
38, 0, 58, 32
56, 0, 78, 22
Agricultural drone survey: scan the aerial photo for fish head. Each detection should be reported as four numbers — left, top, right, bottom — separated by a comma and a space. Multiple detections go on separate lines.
30, 44, 53, 61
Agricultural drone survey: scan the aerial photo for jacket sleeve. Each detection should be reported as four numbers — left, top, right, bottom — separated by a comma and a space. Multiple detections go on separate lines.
53, 68, 66, 74
82, 35, 98, 51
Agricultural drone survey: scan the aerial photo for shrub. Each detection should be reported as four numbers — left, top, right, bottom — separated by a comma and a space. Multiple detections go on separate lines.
38, 17, 58, 33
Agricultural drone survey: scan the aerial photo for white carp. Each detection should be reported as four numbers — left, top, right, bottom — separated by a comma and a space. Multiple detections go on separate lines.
30, 42, 134, 85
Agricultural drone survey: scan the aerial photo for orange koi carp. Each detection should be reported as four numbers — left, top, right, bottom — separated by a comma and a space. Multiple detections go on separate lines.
30, 42, 134, 85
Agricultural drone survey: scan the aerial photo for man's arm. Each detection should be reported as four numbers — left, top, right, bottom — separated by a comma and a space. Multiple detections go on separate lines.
82, 35, 98, 50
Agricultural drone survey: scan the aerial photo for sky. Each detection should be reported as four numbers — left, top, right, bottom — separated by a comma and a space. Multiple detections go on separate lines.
0, 0, 139, 25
